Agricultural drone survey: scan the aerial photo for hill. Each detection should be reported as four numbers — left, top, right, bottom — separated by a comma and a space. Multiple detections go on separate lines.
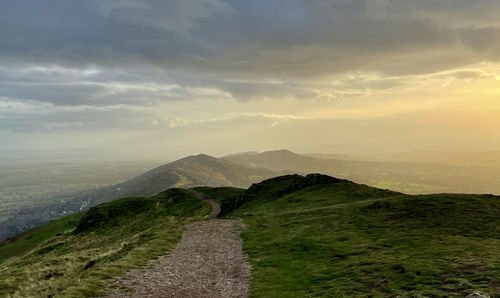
1, 174, 499, 296
223, 149, 500, 195
204, 174, 500, 297
0, 154, 279, 242
304, 153, 377, 161
97, 153, 278, 199
0, 188, 211, 297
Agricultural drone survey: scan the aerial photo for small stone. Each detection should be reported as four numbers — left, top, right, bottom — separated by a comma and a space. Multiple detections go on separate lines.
466, 292, 491, 298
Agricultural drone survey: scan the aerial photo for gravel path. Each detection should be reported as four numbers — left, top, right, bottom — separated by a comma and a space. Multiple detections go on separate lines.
187, 189, 221, 219
105, 190, 251, 298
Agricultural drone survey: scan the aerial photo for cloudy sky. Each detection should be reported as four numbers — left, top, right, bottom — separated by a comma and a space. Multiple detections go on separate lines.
1, 0, 500, 160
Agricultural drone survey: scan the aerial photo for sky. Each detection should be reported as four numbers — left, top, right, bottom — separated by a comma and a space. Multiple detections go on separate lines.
1, 0, 500, 160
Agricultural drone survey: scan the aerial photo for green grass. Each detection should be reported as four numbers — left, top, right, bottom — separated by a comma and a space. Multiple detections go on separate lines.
193, 186, 246, 216
373, 179, 439, 194
0, 188, 210, 297
3, 174, 500, 297
204, 174, 500, 297
172, 172, 195, 188
0, 213, 82, 264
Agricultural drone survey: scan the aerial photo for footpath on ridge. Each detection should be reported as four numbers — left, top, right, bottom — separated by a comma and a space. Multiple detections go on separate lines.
105, 189, 251, 298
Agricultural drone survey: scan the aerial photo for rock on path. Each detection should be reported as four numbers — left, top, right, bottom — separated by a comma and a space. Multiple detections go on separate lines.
105, 190, 251, 298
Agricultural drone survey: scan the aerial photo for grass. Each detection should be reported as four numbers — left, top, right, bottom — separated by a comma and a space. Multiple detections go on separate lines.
172, 172, 194, 188
0, 213, 82, 263
373, 179, 439, 194
199, 174, 500, 297
193, 186, 246, 216
0, 188, 210, 297
2, 173, 499, 297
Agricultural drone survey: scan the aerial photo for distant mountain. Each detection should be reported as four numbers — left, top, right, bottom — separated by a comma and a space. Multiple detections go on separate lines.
5, 149, 500, 243
223, 149, 320, 171
223, 149, 435, 174
304, 152, 376, 161
98, 153, 280, 200
223, 149, 500, 195
221, 151, 260, 159
0, 154, 280, 242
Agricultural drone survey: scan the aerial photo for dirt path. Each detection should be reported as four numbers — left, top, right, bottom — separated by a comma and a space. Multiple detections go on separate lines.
105, 190, 251, 298
187, 189, 221, 219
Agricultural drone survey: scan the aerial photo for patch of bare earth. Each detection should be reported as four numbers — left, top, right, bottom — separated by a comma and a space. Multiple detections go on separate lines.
104, 191, 250, 298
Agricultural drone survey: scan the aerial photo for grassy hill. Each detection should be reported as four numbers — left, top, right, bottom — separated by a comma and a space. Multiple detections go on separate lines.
200, 174, 500, 297
1, 154, 279, 243
1, 174, 499, 297
0, 188, 211, 297
223, 149, 500, 195
110, 154, 278, 197
65, 154, 279, 209
6, 149, 500, 245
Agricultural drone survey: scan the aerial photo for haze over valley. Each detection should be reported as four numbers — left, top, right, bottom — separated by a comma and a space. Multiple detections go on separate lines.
3, 149, 500, 243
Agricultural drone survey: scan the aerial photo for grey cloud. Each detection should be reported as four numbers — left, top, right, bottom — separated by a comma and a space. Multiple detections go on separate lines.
0, 94, 295, 133
458, 26, 500, 60
0, 99, 150, 132
91, 0, 232, 33
0, 65, 234, 106
1, 0, 500, 79
366, 0, 500, 27
2, 0, 500, 135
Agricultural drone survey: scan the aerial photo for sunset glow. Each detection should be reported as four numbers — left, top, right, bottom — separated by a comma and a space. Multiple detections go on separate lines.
1, 1, 500, 159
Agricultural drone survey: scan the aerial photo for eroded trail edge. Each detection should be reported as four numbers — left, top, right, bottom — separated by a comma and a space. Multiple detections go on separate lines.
105, 190, 251, 298
188, 189, 221, 219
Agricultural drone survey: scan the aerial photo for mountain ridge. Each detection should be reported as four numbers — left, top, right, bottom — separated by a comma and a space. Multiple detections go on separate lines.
223, 149, 500, 195
0, 154, 281, 242
4, 148, 500, 244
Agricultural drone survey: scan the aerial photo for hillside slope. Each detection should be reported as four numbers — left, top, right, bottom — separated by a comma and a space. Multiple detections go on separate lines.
2, 174, 499, 297
0, 189, 211, 297
223, 149, 500, 195
1, 154, 279, 242
202, 174, 500, 297
97, 154, 278, 200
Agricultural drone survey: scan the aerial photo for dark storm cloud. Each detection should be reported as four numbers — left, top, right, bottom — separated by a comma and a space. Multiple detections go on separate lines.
1, 0, 500, 78
0, 0, 227, 69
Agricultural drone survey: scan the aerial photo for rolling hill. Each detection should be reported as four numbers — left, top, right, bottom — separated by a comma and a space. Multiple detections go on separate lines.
0, 188, 211, 297
1, 174, 499, 297
201, 174, 500, 297
223, 149, 500, 195
92, 153, 279, 200
0, 154, 280, 242
5, 149, 500, 244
